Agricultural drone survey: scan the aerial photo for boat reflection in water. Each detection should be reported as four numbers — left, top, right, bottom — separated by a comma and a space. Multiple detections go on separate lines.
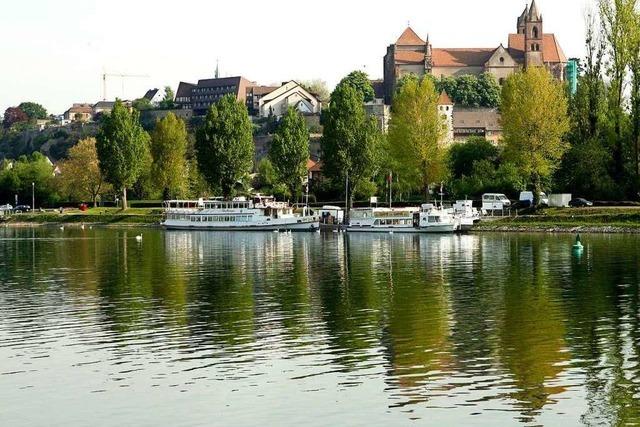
1, 228, 640, 425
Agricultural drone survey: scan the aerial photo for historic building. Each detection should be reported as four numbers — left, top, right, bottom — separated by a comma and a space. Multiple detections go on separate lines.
383, 1, 567, 104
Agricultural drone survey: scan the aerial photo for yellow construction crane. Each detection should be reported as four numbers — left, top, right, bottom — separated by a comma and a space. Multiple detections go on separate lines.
102, 72, 150, 101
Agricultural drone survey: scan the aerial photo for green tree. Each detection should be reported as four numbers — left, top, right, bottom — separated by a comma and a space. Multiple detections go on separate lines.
338, 70, 375, 102
321, 84, 382, 215
0, 152, 59, 207
448, 137, 498, 179
388, 76, 446, 198
58, 137, 111, 207
269, 107, 310, 199
132, 97, 153, 111
159, 86, 175, 109
501, 68, 570, 206
18, 102, 47, 120
195, 94, 254, 198
300, 79, 330, 103
96, 100, 150, 209
150, 113, 188, 199
477, 73, 501, 107
599, 0, 636, 182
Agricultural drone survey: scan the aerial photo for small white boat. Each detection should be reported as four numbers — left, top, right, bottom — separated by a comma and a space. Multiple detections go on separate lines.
448, 200, 481, 232
345, 204, 457, 233
162, 195, 319, 231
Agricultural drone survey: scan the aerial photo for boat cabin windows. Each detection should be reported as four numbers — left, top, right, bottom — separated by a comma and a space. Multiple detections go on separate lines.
373, 218, 412, 226
183, 214, 252, 222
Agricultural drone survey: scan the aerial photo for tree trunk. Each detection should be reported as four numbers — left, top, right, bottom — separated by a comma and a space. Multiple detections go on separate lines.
122, 187, 128, 210
532, 174, 541, 208
92, 195, 98, 208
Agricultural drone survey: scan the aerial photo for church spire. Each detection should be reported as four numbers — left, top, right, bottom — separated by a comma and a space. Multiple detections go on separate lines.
528, 0, 541, 21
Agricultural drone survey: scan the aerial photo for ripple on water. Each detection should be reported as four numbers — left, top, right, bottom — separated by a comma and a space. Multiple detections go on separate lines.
0, 230, 639, 425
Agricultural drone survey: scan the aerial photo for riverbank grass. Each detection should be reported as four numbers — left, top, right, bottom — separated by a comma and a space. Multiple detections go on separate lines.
474, 207, 640, 232
3, 207, 163, 225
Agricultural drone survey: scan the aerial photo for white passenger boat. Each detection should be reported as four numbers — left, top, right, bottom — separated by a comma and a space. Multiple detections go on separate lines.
162, 195, 319, 231
346, 204, 457, 233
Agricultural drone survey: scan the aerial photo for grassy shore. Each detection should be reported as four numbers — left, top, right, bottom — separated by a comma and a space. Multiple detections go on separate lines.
473, 207, 640, 233
1, 207, 163, 226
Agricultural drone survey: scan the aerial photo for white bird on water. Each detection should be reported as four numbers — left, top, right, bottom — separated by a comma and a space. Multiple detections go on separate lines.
135, 234, 143, 242
59, 226, 64, 231
80, 224, 85, 230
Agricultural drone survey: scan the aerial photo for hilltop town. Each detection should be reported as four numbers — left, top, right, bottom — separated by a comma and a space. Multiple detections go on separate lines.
2, 0, 639, 214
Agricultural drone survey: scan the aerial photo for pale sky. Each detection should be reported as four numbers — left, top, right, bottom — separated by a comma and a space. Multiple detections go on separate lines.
0, 0, 590, 115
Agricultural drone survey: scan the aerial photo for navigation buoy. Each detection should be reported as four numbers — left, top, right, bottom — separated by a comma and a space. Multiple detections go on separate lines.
572, 234, 584, 252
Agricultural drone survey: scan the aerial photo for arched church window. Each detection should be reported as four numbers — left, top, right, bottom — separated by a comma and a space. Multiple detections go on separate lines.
532, 26, 539, 39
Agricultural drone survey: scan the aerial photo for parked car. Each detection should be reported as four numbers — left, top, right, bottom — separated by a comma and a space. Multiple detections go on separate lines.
14, 204, 31, 213
518, 191, 549, 208
482, 193, 511, 211
569, 198, 593, 207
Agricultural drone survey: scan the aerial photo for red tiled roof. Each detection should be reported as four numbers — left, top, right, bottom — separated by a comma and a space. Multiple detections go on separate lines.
395, 50, 425, 64
307, 159, 322, 172
396, 27, 425, 46
432, 48, 495, 67
438, 91, 453, 105
507, 33, 567, 63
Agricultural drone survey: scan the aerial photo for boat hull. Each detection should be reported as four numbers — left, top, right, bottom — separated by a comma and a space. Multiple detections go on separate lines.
345, 223, 457, 233
162, 218, 319, 231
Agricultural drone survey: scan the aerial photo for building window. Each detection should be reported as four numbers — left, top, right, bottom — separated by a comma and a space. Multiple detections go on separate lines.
500, 57, 504, 63
532, 26, 539, 39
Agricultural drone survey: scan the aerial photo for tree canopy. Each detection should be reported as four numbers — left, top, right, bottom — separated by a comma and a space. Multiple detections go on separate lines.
300, 79, 330, 102
196, 94, 254, 198
3, 107, 28, 129
17, 102, 47, 120
159, 86, 175, 109
269, 107, 310, 199
337, 70, 375, 102
96, 100, 150, 209
388, 76, 447, 197
321, 83, 382, 211
448, 137, 499, 179
59, 137, 110, 206
501, 67, 569, 205
150, 113, 188, 199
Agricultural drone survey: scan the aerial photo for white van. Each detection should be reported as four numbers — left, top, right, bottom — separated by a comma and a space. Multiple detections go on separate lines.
482, 193, 511, 211
519, 191, 549, 207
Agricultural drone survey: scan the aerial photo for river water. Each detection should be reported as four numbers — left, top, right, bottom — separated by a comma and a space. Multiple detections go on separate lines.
1, 227, 639, 426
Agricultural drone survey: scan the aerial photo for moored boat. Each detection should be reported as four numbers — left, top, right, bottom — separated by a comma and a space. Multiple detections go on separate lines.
162, 195, 319, 231
345, 204, 457, 233
449, 200, 481, 232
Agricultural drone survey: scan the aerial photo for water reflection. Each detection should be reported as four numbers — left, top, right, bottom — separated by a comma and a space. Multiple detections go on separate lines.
1, 227, 640, 425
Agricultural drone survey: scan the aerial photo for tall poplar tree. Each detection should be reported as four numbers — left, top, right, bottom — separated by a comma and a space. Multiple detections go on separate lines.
196, 95, 254, 198
321, 83, 382, 216
96, 100, 150, 209
501, 68, 569, 206
269, 107, 309, 199
388, 77, 446, 199
150, 113, 187, 199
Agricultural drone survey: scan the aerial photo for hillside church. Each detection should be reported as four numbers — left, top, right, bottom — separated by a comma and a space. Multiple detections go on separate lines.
382, 1, 567, 104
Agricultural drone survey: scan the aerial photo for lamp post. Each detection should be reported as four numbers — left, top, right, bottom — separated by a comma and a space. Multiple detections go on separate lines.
32, 182, 35, 212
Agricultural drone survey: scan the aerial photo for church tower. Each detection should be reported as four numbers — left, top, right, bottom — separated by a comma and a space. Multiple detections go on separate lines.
524, 0, 543, 68
517, 4, 528, 34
